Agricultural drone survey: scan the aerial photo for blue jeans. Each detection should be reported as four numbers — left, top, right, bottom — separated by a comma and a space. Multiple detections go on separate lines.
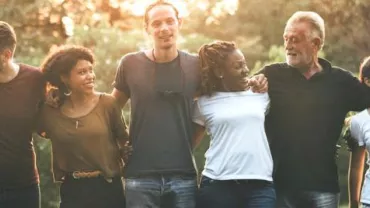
276, 190, 339, 208
125, 174, 197, 208
196, 176, 276, 208
0, 183, 40, 208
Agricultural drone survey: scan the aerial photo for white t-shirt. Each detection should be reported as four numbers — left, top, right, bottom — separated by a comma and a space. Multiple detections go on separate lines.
193, 90, 273, 181
350, 109, 370, 204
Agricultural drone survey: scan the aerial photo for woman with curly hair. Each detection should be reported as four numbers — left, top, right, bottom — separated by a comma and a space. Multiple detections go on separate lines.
348, 57, 370, 208
38, 45, 129, 208
192, 41, 275, 208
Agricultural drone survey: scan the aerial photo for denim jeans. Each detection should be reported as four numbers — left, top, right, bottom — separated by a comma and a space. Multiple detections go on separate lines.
196, 176, 276, 208
59, 176, 125, 208
276, 190, 339, 208
362, 203, 370, 208
125, 174, 197, 208
0, 183, 40, 208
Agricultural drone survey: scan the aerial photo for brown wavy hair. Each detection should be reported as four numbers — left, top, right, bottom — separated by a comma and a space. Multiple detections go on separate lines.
0, 21, 16, 52
144, 1, 179, 25
40, 45, 95, 106
198, 41, 237, 96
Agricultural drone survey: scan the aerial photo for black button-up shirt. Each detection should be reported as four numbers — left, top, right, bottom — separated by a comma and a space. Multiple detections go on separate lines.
261, 58, 370, 192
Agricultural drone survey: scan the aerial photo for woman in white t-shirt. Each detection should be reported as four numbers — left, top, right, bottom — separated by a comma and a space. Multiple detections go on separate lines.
348, 56, 370, 208
193, 41, 275, 208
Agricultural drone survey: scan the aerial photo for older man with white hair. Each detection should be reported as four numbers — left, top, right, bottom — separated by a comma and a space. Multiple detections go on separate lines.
259, 11, 370, 208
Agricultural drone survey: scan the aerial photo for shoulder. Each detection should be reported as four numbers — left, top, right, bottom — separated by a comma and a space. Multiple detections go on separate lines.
352, 110, 368, 124
118, 51, 146, 67
98, 93, 120, 110
179, 50, 199, 65
330, 65, 355, 77
264, 62, 288, 71
260, 62, 289, 77
19, 63, 43, 78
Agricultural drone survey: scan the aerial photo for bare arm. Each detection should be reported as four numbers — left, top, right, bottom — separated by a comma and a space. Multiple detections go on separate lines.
112, 88, 129, 109
192, 123, 205, 149
349, 145, 366, 208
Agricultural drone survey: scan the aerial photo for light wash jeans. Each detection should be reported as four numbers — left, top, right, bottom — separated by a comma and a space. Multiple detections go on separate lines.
276, 190, 339, 208
125, 174, 197, 208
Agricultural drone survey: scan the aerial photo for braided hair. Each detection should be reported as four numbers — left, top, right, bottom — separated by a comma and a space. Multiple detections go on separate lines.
40, 45, 95, 106
198, 41, 237, 96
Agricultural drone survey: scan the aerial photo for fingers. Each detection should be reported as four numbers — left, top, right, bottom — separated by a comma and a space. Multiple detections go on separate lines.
250, 74, 268, 93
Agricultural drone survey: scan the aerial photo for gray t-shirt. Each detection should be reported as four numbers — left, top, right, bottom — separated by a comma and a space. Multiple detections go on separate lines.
114, 51, 200, 177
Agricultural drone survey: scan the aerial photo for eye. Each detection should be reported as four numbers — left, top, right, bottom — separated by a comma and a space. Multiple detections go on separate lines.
166, 19, 175, 25
151, 21, 161, 28
78, 69, 87, 75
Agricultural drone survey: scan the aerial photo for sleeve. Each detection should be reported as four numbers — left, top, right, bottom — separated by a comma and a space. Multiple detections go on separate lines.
109, 97, 130, 145
350, 115, 365, 146
192, 99, 205, 126
343, 70, 370, 111
112, 56, 131, 97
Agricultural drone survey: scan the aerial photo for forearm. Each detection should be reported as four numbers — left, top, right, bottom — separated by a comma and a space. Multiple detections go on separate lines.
349, 149, 366, 207
192, 123, 205, 149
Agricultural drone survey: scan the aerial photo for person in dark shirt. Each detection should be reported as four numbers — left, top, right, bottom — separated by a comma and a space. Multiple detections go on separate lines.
112, 2, 199, 207
112, 2, 267, 207
0, 21, 45, 208
259, 11, 370, 208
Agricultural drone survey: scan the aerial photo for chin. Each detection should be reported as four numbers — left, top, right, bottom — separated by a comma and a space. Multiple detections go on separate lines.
160, 43, 176, 50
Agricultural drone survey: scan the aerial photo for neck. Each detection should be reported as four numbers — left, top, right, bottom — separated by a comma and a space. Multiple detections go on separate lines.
300, 57, 322, 79
68, 91, 97, 107
0, 61, 19, 83
152, 47, 178, 63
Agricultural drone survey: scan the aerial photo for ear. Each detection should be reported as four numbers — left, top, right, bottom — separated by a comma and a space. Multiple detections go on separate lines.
60, 74, 69, 86
178, 18, 183, 29
212, 67, 224, 79
312, 37, 322, 50
144, 23, 151, 35
2, 49, 13, 60
364, 78, 370, 87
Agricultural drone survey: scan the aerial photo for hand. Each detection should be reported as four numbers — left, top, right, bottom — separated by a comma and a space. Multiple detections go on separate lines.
120, 141, 133, 164
249, 74, 268, 93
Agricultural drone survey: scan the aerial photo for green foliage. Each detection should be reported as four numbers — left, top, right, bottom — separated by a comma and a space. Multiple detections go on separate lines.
4, 0, 370, 206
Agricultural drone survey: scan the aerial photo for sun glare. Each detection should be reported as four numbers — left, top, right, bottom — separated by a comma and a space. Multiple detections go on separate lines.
120, 0, 189, 17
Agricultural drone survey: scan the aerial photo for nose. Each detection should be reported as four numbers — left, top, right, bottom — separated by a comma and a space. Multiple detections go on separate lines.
241, 66, 250, 76
87, 71, 95, 80
285, 39, 293, 50
159, 23, 169, 32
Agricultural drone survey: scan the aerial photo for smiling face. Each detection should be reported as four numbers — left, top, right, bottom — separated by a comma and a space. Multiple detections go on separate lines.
145, 5, 181, 50
221, 49, 250, 91
283, 21, 319, 70
62, 59, 95, 95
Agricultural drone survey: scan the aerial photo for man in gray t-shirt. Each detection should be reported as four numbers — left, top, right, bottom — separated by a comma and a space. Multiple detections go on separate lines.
112, 2, 199, 208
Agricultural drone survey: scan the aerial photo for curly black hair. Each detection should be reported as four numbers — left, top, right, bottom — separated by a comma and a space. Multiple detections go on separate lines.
40, 45, 95, 106
198, 41, 237, 96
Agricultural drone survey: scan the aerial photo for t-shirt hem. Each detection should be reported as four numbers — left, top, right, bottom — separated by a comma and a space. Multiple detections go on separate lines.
361, 199, 370, 205
202, 172, 273, 181
124, 168, 196, 177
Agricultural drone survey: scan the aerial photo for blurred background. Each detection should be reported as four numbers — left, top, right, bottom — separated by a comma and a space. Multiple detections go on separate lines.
1, 0, 369, 207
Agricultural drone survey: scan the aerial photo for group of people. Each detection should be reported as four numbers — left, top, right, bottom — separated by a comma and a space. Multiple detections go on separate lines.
1, 1, 370, 208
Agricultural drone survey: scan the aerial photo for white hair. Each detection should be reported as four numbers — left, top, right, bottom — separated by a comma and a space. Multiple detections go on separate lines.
286, 11, 325, 49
